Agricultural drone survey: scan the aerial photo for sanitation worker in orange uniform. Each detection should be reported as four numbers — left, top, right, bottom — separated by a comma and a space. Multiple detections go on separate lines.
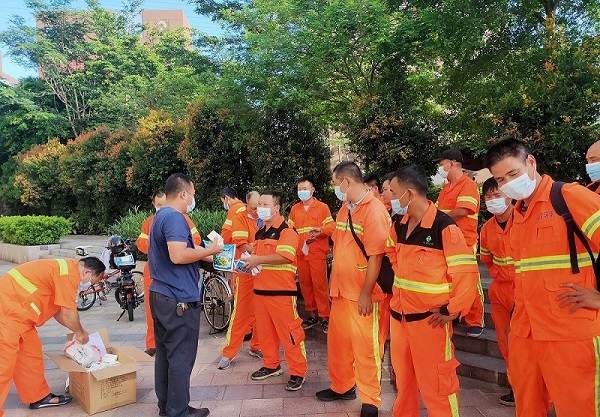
479, 177, 516, 406
137, 190, 202, 357
242, 190, 307, 392
585, 140, 600, 194
316, 161, 390, 417
486, 138, 600, 417
288, 176, 334, 333
0, 257, 106, 415
218, 190, 263, 369
385, 165, 479, 417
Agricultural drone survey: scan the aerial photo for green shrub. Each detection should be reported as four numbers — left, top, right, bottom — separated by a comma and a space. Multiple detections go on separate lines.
0, 215, 72, 245
188, 210, 227, 238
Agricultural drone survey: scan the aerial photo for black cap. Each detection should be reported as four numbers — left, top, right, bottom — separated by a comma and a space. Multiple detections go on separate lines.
433, 149, 463, 163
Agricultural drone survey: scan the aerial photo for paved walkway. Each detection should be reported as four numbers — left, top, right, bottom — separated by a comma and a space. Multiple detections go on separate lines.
1, 258, 517, 417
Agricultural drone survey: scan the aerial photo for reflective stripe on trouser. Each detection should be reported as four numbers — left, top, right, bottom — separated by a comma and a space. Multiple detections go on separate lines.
328, 296, 382, 407
253, 295, 307, 377
296, 258, 330, 318
223, 274, 260, 359
488, 281, 514, 367
378, 294, 392, 350
0, 324, 50, 416
464, 277, 485, 328
144, 263, 155, 349
509, 333, 599, 417
391, 318, 460, 417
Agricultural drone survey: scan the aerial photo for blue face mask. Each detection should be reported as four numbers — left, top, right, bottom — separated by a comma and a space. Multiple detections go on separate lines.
223, 203, 229, 211
391, 190, 409, 215
298, 190, 311, 201
586, 162, 600, 182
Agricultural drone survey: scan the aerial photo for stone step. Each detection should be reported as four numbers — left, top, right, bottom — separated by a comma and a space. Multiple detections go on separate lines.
452, 324, 503, 359
455, 350, 508, 387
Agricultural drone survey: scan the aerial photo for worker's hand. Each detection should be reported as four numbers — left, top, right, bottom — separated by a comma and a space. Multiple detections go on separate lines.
308, 228, 321, 239
427, 308, 458, 328
358, 291, 373, 317
305, 237, 316, 244
74, 330, 89, 344
207, 239, 224, 255
243, 255, 262, 270
557, 283, 600, 312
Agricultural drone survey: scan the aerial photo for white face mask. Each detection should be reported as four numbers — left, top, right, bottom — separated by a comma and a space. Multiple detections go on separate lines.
390, 190, 409, 215
437, 163, 450, 179
185, 193, 196, 213
586, 162, 600, 182
334, 182, 347, 201
485, 198, 508, 215
257, 207, 272, 221
500, 170, 536, 201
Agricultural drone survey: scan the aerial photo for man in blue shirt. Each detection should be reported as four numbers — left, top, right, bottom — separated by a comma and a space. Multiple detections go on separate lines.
149, 173, 223, 417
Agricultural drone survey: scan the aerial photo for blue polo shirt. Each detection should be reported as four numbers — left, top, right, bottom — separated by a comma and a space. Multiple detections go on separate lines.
148, 207, 200, 303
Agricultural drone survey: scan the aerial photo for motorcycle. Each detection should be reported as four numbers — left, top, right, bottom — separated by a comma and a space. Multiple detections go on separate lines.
106, 236, 143, 322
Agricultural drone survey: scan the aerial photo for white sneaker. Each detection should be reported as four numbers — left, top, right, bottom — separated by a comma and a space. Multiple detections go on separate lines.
217, 356, 233, 370
249, 349, 264, 359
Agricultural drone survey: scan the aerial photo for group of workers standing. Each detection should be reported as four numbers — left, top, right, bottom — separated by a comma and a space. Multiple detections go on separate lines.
1, 137, 600, 417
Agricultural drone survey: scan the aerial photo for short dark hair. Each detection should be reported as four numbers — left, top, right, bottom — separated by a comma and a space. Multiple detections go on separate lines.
221, 186, 238, 199
261, 190, 282, 207
297, 176, 314, 187
485, 139, 530, 170
153, 189, 165, 201
333, 161, 363, 183
482, 177, 499, 196
165, 173, 193, 197
391, 164, 429, 196
364, 174, 381, 190
382, 172, 395, 184
79, 256, 106, 276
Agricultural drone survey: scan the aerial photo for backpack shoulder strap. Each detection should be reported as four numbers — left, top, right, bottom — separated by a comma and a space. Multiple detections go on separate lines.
347, 212, 369, 260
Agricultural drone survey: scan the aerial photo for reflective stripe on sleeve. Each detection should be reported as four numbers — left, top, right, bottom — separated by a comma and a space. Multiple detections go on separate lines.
8, 269, 38, 294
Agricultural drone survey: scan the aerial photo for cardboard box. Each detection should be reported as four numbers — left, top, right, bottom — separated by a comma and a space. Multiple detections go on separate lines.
47, 329, 152, 415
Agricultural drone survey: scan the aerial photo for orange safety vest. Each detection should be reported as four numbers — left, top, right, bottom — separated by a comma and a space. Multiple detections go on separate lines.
436, 174, 480, 247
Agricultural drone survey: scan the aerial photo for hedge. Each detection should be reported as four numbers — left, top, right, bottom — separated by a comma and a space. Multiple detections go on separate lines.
0, 215, 72, 245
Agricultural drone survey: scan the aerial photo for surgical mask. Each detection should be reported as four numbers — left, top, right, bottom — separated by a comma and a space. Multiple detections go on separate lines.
186, 195, 196, 213
223, 203, 229, 211
391, 190, 410, 215
437, 164, 450, 179
155, 207, 161, 213
500, 171, 536, 201
298, 190, 311, 201
334, 183, 347, 202
257, 207, 272, 221
586, 162, 600, 182
485, 198, 508, 215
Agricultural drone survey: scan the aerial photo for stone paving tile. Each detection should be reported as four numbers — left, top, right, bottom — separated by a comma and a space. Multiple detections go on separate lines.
240, 398, 284, 416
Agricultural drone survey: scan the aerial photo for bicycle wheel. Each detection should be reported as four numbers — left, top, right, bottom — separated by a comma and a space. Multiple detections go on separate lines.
77, 285, 96, 311
127, 300, 134, 321
132, 271, 144, 299
202, 275, 233, 332
115, 287, 125, 308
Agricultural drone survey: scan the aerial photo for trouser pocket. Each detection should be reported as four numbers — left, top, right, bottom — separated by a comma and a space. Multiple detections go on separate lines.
437, 357, 460, 395
289, 317, 306, 346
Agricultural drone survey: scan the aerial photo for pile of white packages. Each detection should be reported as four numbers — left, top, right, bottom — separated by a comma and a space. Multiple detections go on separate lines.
63, 332, 120, 371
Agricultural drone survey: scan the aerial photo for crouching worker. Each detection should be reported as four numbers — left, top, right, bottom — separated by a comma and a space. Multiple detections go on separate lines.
385, 165, 479, 417
0, 257, 106, 415
242, 190, 308, 391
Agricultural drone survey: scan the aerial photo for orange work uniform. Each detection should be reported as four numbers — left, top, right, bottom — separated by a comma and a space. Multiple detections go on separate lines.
0, 259, 81, 416
221, 201, 247, 244
479, 213, 515, 368
587, 180, 600, 195
328, 191, 390, 407
252, 216, 307, 377
137, 213, 201, 350
507, 175, 600, 417
222, 209, 261, 359
386, 202, 479, 417
437, 173, 484, 328
288, 197, 335, 320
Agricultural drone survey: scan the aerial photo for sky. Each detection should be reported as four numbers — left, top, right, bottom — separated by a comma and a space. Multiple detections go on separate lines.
0, 0, 223, 80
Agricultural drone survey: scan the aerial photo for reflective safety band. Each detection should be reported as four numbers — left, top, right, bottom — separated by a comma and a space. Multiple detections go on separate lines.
322, 216, 334, 225
295, 227, 313, 234
444, 322, 452, 361
446, 254, 477, 267
225, 275, 240, 344
356, 265, 367, 272
583, 211, 600, 239
224, 219, 233, 226
372, 302, 381, 382
336, 221, 364, 234
594, 336, 600, 417
56, 259, 68, 275
30, 302, 41, 316
262, 264, 298, 274
515, 253, 596, 273
276, 245, 296, 256
190, 227, 198, 235
448, 393, 460, 417
8, 268, 38, 294
492, 255, 514, 266
138, 232, 148, 239
467, 214, 479, 221
393, 277, 451, 294
457, 196, 478, 207
480, 247, 491, 256
386, 236, 396, 248
236, 206, 246, 214
232, 231, 249, 238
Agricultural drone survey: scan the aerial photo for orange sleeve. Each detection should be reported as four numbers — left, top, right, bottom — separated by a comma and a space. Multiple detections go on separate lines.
385, 223, 398, 270
442, 224, 480, 317
231, 215, 250, 247
479, 221, 499, 280
184, 214, 202, 246
563, 183, 600, 245
455, 181, 480, 214
287, 205, 297, 229
136, 216, 153, 254
363, 206, 391, 257
320, 204, 335, 236
275, 229, 300, 262
53, 270, 79, 310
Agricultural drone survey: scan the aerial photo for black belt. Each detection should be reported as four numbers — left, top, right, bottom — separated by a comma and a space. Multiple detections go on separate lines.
254, 289, 299, 297
390, 309, 433, 322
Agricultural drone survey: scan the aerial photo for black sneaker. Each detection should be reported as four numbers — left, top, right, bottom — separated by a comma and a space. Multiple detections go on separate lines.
316, 386, 357, 402
499, 390, 515, 406
285, 375, 305, 391
145, 348, 156, 357
301, 317, 320, 329
161, 406, 210, 416
251, 365, 283, 380
321, 320, 329, 334
360, 403, 378, 417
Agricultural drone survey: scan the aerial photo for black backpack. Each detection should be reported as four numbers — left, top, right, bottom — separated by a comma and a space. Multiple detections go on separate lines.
550, 181, 600, 289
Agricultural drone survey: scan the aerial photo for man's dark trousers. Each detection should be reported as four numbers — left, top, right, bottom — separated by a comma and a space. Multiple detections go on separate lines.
150, 291, 201, 417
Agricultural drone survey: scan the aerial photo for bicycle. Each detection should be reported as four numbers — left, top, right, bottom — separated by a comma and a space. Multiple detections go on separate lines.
76, 269, 119, 311
199, 260, 233, 333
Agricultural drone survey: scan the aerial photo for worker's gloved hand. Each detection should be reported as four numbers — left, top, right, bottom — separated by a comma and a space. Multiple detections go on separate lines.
74, 330, 90, 344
